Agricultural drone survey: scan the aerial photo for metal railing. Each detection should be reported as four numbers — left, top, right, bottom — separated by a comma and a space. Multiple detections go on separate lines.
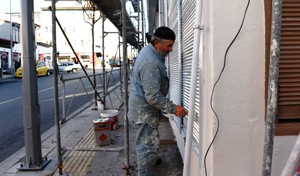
59, 68, 123, 123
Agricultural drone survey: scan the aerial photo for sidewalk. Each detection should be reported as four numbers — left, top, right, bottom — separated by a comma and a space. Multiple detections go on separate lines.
0, 92, 183, 175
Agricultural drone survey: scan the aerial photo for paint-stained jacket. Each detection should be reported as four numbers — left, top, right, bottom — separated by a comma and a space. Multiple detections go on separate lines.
128, 44, 177, 128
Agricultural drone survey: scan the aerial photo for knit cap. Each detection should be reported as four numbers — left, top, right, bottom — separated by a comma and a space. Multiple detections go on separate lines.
153, 26, 176, 41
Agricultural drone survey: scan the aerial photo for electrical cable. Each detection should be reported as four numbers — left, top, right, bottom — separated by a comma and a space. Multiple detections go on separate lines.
203, 0, 251, 175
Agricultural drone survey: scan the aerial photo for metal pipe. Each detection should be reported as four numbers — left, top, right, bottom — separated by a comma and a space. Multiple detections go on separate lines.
20, 0, 42, 168
262, 0, 282, 175
141, 0, 144, 46
183, 0, 203, 175
105, 70, 108, 95
51, 0, 63, 174
119, 34, 122, 96
137, 0, 140, 51
281, 133, 300, 176
177, 0, 183, 131
122, 0, 130, 174
164, 0, 169, 25
92, 6, 97, 110
61, 77, 66, 123
158, 0, 162, 26
102, 13, 106, 109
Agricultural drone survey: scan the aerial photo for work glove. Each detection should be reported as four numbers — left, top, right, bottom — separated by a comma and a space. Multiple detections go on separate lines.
174, 105, 188, 117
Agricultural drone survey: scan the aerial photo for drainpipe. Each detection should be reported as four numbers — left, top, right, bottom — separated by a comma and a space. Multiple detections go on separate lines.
177, 0, 183, 130
164, 0, 169, 27
183, 0, 203, 175
158, 0, 164, 26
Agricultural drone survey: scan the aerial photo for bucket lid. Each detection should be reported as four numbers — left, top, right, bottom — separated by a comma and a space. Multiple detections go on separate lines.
100, 109, 119, 117
93, 118, 109, 123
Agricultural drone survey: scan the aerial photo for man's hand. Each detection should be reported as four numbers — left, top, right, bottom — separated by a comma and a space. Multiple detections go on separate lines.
174, 105, 188, 117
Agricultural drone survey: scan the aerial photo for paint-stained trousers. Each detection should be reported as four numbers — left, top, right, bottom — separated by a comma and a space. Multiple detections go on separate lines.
135, 123, 160, 176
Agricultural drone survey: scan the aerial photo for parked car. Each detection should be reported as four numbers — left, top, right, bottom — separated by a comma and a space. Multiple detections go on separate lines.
15, 61, 50, 78
58, 61, 81, 73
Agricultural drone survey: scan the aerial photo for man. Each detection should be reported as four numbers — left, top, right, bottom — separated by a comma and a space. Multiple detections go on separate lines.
128, 26, 188, 176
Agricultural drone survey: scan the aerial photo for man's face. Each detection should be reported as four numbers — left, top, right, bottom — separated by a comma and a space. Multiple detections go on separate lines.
154, 39, 175, 57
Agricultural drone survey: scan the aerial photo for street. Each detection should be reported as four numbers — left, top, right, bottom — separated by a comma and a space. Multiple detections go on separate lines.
0, 68, 121, 163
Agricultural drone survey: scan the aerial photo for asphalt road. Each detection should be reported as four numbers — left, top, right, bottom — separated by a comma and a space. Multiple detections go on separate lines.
0, 68, 121, 163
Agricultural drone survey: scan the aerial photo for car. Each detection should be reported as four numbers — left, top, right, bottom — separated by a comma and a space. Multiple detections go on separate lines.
15, 61, 50, 78
58, 61, 81, 73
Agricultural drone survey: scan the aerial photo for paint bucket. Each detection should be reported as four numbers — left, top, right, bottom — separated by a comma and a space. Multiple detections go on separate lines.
100, 109, 119, 130
97, 100, 104, 112
93, 118, 111, 146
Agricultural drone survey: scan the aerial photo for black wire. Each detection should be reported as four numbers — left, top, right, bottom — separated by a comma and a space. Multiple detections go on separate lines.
204, 0, 251, 175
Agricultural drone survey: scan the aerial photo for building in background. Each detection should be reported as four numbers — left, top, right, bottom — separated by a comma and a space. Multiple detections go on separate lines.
40, 1, 123, 68
0, 18, 20, 74
0, 13, 52, 74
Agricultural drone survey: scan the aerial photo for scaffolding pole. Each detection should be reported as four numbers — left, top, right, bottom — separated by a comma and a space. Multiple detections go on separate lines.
282, 133, 300, 176
121, 0, 131, 175
51, 0, 63, 174
262, 0, 282, 175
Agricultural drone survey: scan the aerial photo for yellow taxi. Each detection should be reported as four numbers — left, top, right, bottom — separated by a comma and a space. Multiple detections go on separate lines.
15, 61, 50, 78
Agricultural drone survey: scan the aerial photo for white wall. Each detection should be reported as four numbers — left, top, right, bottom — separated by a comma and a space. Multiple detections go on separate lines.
199, 0, 267, 175
202, 0, 266, 175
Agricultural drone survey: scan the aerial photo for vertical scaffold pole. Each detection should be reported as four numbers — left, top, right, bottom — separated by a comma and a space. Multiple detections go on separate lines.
262, 0, 282, 175
121, 0, 130, 175
51, 0, 63, 174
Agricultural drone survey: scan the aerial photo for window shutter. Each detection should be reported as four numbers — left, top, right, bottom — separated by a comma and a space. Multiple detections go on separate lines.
276, 0, 300, 135
168, 0, 182, 127
279, 0, 300, 120
181, 0, 200, 145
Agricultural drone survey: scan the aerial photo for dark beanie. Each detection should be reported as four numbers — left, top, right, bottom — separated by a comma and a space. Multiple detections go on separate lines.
153, 26, 176, 41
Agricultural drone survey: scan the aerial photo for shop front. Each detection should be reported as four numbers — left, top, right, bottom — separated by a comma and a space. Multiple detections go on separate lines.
0, 50, 9, 73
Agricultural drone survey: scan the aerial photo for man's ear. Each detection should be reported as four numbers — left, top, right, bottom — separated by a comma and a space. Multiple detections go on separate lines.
153, 40, 161, 47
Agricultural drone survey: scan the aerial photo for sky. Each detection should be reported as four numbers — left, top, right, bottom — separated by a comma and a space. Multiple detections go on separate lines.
0, 0, 45, 13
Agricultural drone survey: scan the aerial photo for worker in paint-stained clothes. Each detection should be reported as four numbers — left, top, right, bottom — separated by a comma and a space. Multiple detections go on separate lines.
128, 26, 188, 176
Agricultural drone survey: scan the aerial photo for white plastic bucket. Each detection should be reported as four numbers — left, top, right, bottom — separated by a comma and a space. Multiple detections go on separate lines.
97, 101, 104, 112
100, 109, 119, 130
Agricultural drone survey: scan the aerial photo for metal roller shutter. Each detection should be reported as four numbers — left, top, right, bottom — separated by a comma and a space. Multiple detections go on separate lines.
182, 0, 196, 111
181, 0, 200, 146
168, 0, 181, 126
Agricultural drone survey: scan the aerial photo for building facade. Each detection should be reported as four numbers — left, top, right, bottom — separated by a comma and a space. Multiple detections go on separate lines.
0, 13, 52, 74
40, 1, 122, 67
0, 18, 20, 74
148, 0, 300, 175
